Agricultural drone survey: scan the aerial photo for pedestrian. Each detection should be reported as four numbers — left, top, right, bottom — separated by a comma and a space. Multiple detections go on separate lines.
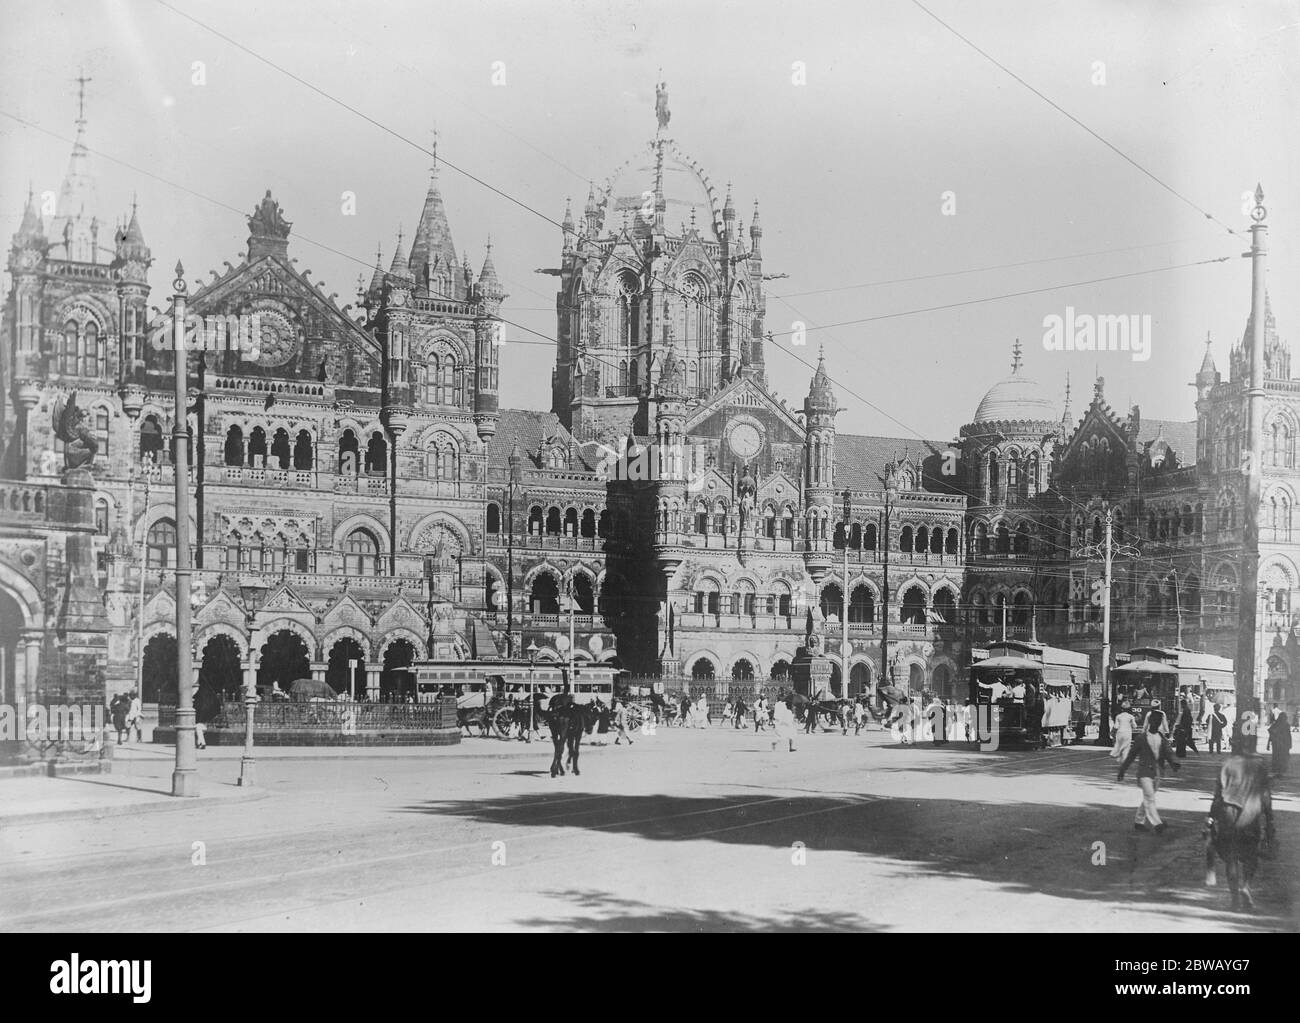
925, 695, 947, 746
733, 697, 747, 730
703, 696, 713, 727
853, 696, 866, 736
109, 693, 128, 744
771, 691, 797, 753
754, 694, 767, 733
1109, 702, 1137, 763
1207, 702, 1228, 754
1267, 706, 1291, 776
1173, 690, 1199, 758
890, 699, 914, 745
962, 698, 973, 742
194, 680, 221, 750
679, 693, 692, 728
1117, 712, 1180, 832
126, 689, 143, 743
613, 697, 633, 746
722, 699, 734, 727
1025, 685, 1045, 750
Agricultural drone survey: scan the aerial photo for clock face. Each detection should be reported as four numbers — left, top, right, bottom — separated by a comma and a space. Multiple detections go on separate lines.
728, 421, 762, 460
253, 311, 296, 368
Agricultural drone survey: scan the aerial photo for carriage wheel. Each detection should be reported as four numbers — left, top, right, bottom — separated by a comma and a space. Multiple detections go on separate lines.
626, 705, 645, 732
493, 706, 516, 739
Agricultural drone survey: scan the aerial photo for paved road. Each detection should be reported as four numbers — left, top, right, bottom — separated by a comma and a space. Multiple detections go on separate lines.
0, 725, 1295, 932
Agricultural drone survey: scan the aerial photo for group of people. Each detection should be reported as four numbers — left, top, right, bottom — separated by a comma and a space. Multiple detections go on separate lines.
107, 690, 143, 744
1110, 692, 1293, 832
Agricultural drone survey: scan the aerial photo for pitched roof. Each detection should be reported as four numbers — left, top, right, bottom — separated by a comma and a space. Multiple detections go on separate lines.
1140, 418, 1197, 467
835, 433, 953, 492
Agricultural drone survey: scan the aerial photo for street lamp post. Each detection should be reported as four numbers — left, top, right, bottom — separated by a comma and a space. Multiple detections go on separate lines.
170, 263, 199, 797
879, 468, 898, 700
527, 640, 538, 742
841, 490, 851, 700
238, 579, 268, 787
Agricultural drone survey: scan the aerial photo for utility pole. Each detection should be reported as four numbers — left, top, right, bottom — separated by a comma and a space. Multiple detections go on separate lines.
842, 490, 851, 699
169, 263, 198, 797
1076, 505, 1138, 745
1237, 185, 1268, 752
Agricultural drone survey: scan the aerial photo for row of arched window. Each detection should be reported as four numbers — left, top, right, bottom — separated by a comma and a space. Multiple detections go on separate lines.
490, 504, 611, 539
224, 426, 314, 469
58, 319, 107, 378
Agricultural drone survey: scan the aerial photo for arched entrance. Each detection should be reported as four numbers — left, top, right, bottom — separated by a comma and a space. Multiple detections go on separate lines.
0, 590, 21, 706
531, 574, 560, 614
932, 663, 954, 699
327, 638, 367, 698
829, 662, 842, 697
901, 586, 926, 625
257, 630, 311, 695
572, 574, 595, 614
380, 639, 416, 700
849, 662, 872, 698
731, 658, 755, 681
908, 662, 925, 695
142, 634, 178, 703
820, 583, 843, 621
691, 657, 716, 681
770, 658, 791, 681
198, 634, 242, 701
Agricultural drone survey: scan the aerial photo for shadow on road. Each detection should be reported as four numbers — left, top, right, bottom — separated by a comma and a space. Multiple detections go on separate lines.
400, 788, 1295, 931
514, 890, 886, 932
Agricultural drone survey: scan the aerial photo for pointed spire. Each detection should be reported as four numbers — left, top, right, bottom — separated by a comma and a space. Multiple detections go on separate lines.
367, 243, 385, 294
49, 76, 101, 262
722, 182, 735, 219
479, 235, 502, 298
408, 143, 460, 296
388, 227, 411, 279
14, 184, 43, 243
1199, 331, 1217, 375
562, 197, 575, 233
1011, 338, 1023, 373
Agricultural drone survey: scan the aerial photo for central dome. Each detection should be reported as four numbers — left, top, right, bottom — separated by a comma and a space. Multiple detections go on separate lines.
972, 368, 1057, 424
603, 140, 719, 233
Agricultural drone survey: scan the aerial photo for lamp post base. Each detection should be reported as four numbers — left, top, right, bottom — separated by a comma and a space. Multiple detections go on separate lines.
171, 768, 200, 797
172, 709, 200, 797
238, 757, 256, 787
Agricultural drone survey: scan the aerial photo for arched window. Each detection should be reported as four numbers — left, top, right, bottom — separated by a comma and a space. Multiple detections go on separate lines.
248, 427, 268, 468
224, 426, 244, 467
61, 320, 78, 375
563, 508, 579, 536
270, 428, 291, 470
1014, 522, 1030, 554
694, 501, 708, 534
581, 509, 596, 538
945, 528, 958, 555
140, 415, 165, 463
933, 588, 956, 623
338, 429, 360, 475
618, 359, 628, 392
95, 499, 109, 536
598, 509, 612, 538
365, 432, 387, 475
899, 525, 913, 553
915, 526, 928, 554
487, 503, 501, 534
782, 507, 794, 539
147, 518, 177, 570
528, 506, 544, 535
820, 583, 843, 621
343, 528, 381, 576
849, 585, 874, 624
900, 586, 926, 625
864, 523, 877, 551
995, 523, 1010, 554
546, 507, 562, 535
293, 430, 313, 470
975, 522, 989, 555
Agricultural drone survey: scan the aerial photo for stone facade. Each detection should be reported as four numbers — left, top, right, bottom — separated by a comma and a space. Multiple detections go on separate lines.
1, 89, 1295, 720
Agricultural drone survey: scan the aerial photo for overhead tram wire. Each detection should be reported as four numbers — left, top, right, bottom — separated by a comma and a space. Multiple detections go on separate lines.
0, 105, 1220, 553
147, 0, 1236, 534
1, 62, 1222, 556
910, 0, 1242, 240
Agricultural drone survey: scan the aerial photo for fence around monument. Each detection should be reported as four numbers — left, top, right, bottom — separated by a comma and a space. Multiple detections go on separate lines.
158, 699, 458, 732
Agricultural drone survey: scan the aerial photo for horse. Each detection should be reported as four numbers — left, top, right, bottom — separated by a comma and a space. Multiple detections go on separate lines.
544, 694, 601, 778
1205, 753, 1276, 911
456, 700, 492, 737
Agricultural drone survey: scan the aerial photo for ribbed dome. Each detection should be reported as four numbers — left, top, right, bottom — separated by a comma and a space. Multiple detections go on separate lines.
604, 140, 718, 232
972, 369, 1057, 424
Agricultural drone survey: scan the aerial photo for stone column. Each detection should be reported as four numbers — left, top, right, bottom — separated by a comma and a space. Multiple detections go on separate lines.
310, 662, 327, 684
366, 665, 381, 701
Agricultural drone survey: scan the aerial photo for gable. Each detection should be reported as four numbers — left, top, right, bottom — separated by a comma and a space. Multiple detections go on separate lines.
187, 255, 380, 386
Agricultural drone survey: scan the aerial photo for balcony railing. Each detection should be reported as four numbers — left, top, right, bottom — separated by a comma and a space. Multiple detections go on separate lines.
0, 482, 51, 525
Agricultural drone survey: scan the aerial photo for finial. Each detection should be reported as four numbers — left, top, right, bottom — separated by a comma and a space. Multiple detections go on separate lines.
130, 192, 138, 216
1205, 330, 1212, 349
1251, 183, 1267, 223
74, 68, 92, 126
1011, 338, 1023, 373
1064, 372, 1071, 404
690, 205, 697, 228
430, 127, 439, 179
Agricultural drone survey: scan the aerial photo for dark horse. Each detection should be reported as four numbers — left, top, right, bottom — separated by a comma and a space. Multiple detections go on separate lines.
1205, 753, 1276, 911
544, 694, 601, 778
457, 699, 492, 737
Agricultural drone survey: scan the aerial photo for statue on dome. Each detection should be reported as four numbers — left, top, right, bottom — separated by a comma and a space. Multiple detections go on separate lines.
655, 78, 671, 131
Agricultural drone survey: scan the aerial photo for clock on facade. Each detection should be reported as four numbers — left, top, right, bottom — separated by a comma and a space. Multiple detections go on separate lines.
253, 311, 297, 368
728, 421, 763, 460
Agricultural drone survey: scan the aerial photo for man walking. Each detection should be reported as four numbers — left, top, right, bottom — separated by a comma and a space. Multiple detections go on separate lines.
925, 695, 948, 746
1118, 714, 1181, 833
1173, 689, 1199, 758
771, 691, 796, 753
754, 694, 768, 733
1207, 702, 1228, 754
613, 697, 633, 746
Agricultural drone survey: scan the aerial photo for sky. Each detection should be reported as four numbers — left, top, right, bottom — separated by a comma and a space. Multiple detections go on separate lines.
1, 0, 1297, 445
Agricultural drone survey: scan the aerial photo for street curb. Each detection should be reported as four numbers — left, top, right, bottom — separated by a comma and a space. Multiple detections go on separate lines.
0, 787, 271, 828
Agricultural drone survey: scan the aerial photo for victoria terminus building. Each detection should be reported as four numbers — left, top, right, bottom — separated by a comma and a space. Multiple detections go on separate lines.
1, 87, 1296, 723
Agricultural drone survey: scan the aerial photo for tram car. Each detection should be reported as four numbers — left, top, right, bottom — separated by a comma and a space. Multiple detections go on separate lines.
969, 640, 1094, 748
1111, 647, 1234, 726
